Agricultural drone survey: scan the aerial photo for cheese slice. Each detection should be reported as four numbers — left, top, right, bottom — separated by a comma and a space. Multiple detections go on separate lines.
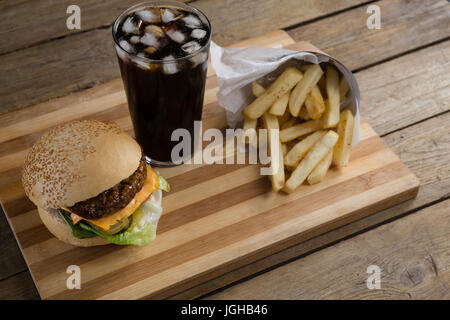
65, 166, 159, 231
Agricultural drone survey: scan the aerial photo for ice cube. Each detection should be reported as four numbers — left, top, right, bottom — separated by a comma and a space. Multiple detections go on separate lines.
133, 53, 150, 70
145, 25, 165, 38
182, 14, 202, 28
191, 29, 207, 39
140, 33, 160, 48
119, 40, 135, 53
162, 55, 179, 74
161, 8, 183, 23
136, 9, 160, 23
122, 17, 139, 34
115, 44, 129, 62
190, 52, 207, 67
129, 36, 140, 44
166, 29, 186, 43
181, 41, 201, 54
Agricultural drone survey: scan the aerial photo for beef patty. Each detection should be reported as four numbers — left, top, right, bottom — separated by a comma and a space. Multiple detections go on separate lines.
67, 155, 147, 219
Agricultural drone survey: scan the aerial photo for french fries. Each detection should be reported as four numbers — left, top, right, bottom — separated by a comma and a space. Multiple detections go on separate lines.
242, 116, 258, 148
269, 140, 285, 192
252, 82, 266, 97
243, 67, 303, 119
284, 130, 326, 167
323, 66, 340, 128
308, 85, 326, 119
241, 63, 355, 194
288, 64, 323, 117
280, 119, 322, 143
262, 112, 285, 191
262, 112, 279, 147
307, 149, 333, 184
283, 131, 338, 193
269, 92, 289, 116
333, 109, 354, 166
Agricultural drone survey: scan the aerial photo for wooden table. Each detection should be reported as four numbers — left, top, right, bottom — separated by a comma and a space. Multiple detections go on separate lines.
0, 0, 449, 299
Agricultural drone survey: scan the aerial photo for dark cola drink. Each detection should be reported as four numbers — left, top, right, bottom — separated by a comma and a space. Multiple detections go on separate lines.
113, 1, 211, 166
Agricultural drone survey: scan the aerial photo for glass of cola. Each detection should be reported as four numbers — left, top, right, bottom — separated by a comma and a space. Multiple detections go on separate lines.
113, 1, 211, 166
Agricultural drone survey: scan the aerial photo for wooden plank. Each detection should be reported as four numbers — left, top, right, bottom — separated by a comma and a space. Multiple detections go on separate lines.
2, 0, 447, 114
0, 0, 366, 55
0, 0, 189, 55
206, 199, 450, 299
0, 207, 27, 280
0, 28, 119, 114
0, 271, 39, 300
287, 0, 450, 71
193, 0, 370, 46
355, 41, 450, 135
174, 111, 450, 299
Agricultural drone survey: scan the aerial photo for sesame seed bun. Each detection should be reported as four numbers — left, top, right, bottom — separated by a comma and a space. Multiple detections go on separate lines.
22, 120, 142, 210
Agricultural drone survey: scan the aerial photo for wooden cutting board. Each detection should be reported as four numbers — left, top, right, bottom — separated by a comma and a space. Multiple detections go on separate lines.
0, 30, 419, 299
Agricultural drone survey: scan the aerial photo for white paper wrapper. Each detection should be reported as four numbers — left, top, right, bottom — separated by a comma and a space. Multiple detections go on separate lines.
210, 41, 361, 145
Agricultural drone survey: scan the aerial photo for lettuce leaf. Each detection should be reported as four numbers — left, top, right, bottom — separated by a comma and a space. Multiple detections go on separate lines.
59, 209, 97, 239
78, 212, 157, 246
157, 172, 170, 192
58, 189, 163, 246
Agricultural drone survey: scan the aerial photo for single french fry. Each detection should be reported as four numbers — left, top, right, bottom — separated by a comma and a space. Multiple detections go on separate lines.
262, 111, 279, 134
283, 130, 339, 193
280, 117, 297, 130
288, 64, 323, 117
252, 81, 266, 97
269, 92, 289, 116
278, 110, 291, 127
262, 112, 284, 191
307, 149, 333, 184
339, 76, 349, 102
323, 66, 340, 128
242, 117, 258, 148
243, 68, 303, 119
333, 109, 355, 166
284, 130, 326, 167
262, 112, 280, 154
280, 119, 322, 143
269, 140, 285, 192
309, 85, 326, 119
298, 94, 312, 120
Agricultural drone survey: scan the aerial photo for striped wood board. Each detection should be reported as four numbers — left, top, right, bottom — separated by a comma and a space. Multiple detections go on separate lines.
0, 31, 419, 299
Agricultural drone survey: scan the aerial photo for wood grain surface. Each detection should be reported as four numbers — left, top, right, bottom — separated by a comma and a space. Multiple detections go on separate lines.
2, 0, 448, 114
0, 32, 419, 299
207, 199, 450, 299
1, 0, 448, 300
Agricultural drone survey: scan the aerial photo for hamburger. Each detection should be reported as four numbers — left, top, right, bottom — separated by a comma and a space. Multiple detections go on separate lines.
22, 120, 170, 247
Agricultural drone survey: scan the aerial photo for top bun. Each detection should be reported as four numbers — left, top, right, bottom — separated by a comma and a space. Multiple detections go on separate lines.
22, 120, 142, 209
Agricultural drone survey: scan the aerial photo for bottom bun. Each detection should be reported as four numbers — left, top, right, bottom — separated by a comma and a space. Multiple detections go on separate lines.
37, 207, 109, 247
